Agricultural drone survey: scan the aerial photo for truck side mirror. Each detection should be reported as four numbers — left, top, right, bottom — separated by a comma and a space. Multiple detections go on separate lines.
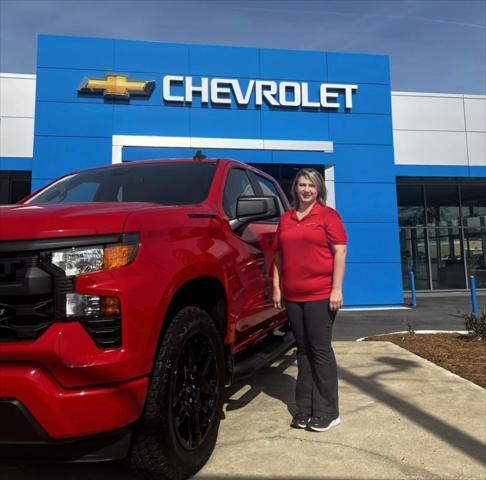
230, 196, 278, 232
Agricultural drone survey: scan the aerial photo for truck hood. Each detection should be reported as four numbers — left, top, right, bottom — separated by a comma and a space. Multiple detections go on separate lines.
0, 203, 159, 241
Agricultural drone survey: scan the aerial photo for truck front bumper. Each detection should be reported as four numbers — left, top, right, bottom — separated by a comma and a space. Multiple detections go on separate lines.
0, 364, 148, 441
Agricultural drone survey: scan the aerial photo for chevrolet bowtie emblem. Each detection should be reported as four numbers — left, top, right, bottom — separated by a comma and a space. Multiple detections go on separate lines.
78, 74, 155, 100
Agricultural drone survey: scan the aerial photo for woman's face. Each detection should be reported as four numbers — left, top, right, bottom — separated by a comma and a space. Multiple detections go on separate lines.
295, 175, 318, 207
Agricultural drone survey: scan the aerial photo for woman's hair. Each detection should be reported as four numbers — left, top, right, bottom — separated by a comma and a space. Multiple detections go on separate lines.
290, 168, 327, 208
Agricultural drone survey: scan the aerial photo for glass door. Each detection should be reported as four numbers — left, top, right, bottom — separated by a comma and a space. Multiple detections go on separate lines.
464, 228, 486, 288
400, 228, 430, 290
428, 227, 466, 289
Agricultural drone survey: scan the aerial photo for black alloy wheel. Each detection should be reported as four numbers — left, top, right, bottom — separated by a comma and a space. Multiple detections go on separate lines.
131, 306, 225, 480
172, 333, 220, 451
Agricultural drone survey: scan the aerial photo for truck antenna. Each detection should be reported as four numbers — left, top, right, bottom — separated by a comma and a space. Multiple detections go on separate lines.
193, 150, 207, 160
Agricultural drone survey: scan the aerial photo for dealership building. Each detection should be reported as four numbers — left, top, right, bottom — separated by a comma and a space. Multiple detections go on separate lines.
1, 35, 485, 306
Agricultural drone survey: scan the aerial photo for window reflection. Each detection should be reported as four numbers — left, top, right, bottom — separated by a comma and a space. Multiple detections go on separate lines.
400, 228, 429, 290
464, 228, 486, 288
397, 181, 486, 291
397, 185, 425, 227
428, 227, 465, 289
426, 185, 460, 227
462, 186, 486, 228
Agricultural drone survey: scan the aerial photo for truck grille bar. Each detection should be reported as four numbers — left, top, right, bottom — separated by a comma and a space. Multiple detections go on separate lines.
0, 238, 122, 348
0, 252, 54, 341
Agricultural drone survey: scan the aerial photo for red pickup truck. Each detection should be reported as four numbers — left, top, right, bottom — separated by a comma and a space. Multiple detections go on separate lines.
0, 158, 293, 479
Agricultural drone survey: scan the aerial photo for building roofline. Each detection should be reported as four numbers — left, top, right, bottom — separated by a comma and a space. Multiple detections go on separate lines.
392, 90, 486, 100
0, 72, 36, 79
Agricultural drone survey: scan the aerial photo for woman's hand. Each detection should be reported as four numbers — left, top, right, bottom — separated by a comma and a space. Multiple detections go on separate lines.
272, 287, 282, 309
330, 244, 346, 311
329, 288, 343, 311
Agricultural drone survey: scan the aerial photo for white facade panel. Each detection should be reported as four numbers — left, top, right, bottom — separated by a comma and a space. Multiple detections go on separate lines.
0, 117, 34, 157
393, 130, 468, 166
464, 98, 486, 132
466, 132, 486, 167
391, 94, 465, 132
0, 74, 36, 118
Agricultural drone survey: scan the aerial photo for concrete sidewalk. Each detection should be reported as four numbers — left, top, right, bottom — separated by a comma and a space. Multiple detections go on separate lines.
197, 341, 486, 480
3, 341, 485, 480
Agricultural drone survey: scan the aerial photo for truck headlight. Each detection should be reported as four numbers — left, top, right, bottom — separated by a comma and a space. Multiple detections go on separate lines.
49, 240, 138, 276
51, 246, 104, 276
66, 293, 120, 317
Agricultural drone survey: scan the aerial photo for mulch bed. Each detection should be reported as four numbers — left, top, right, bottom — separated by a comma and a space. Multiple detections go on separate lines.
365, 333, 486, 389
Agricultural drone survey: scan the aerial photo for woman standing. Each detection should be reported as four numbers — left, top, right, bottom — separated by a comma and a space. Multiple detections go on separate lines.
272, 168, 347, 432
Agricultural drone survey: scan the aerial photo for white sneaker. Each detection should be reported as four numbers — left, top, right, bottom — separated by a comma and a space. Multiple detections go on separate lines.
307, 416, 341, 432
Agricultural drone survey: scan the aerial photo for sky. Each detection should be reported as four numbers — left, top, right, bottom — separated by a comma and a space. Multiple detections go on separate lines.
0, 0, 485, 94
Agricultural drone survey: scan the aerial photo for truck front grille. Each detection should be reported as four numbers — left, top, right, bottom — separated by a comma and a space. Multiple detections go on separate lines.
0, 295, 54, 340
0, 237, 123, 349
0, 253, 55, 341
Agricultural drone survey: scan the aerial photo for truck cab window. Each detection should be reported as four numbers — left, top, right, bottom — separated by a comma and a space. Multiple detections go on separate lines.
254, 174, 286, 216
223, 168, 255, 219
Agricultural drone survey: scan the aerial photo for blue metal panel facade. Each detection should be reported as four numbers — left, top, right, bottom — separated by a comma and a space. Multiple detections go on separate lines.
0, 157, 33, 170
395, 165, 485, 178
33, 34, 403, 306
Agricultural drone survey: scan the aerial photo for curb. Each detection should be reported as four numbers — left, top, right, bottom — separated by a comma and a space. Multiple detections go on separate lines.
355, 330, 485, 392
355, 330, 468, 342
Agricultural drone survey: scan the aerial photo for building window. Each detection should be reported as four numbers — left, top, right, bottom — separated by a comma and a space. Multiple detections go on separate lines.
464, 228, 486, 289
428, 227, 466, 289
426, 185, 460, 227
462, 185, 486, 228
400, 227, 430, 290
397, 185, 425, 227
397, 180, 486, 290
0, 171, 32, 204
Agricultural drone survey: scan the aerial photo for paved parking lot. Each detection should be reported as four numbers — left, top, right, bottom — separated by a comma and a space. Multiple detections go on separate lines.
3, 337, 485, 480
335, 293, 486, 340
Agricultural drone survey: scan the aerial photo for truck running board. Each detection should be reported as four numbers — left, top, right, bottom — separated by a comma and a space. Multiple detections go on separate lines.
232, 330, 295, 381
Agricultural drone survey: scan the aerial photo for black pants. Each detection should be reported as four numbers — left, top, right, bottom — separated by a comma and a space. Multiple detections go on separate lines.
286, 299, 338, 419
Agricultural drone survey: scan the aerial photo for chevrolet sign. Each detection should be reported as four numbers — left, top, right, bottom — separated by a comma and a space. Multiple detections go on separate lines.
78, 75, 155, 99
162, 76, 358, 109
78, 73, 357, 109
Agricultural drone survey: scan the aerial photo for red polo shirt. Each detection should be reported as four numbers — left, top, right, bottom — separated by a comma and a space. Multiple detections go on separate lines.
273, 202, 347, 302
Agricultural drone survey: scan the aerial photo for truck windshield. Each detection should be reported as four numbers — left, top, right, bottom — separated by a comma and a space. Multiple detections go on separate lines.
26, 162, 217, 205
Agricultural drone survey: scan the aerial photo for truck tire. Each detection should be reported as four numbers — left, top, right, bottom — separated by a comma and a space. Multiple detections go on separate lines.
131, 306, 225, 480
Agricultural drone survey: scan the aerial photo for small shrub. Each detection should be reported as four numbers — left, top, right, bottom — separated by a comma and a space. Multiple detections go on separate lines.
406, 321, 415, 335
463, 311, 486, 340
